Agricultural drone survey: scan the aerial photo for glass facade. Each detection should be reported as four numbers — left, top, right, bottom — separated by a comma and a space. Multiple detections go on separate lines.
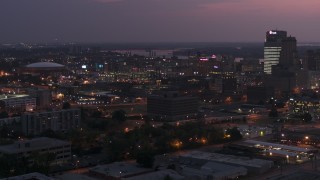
264, 46, 282, 74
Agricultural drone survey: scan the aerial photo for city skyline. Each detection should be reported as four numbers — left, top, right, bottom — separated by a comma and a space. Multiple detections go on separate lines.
1, 25, 320, 178
1, 0, 320, 43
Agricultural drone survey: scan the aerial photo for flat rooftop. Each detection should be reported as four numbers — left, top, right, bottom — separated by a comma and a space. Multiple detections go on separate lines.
89, 162, 151, 178
268, 171, 320, 180
178, 161, 247, 179
0, 94, 29, 100
180, 151, 273, 168
244, 140, 316, 153
0, 137, 70, 154
55, 173, 97, 180
201, 161, 247, 172
267, 149, 297, 157
124, 169, 184, 180
0, 172, 54, 180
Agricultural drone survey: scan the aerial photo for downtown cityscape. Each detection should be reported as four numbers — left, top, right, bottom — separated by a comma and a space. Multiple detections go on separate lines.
1, 0, 320, 180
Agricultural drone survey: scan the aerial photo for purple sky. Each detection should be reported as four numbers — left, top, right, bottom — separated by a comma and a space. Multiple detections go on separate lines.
1, 0, 320, 43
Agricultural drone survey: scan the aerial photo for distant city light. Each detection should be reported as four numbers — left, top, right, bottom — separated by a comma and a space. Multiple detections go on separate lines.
199, 57, 209, 61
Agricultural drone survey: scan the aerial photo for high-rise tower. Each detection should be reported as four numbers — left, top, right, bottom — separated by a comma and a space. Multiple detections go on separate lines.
263, 30, 297, 74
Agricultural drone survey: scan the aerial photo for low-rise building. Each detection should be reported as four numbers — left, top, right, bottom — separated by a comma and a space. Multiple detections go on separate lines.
179, 151, 273, 174
89, 162, 152, 179
1, 172, 54, 180
125, 169, 184, 180
0, 94, 36, 112
243, 140, 317, 163
0, 116, 21, 127
0, 137, 71, 164
180, 161, 247, 180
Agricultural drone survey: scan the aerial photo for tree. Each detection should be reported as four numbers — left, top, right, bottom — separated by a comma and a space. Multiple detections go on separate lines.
167, 164, 176, 170
0, 111, 9, 119
302, 113, 312, 122
269, 108, 279, 118
208, 128, 224, 143
112, 110, 126, 123
0, 125, 9, 138
242, 116, 247, 123
62, 102, 71, 109
30, 152, 56, 174
73, 81, 80, 86
258, 100, 265, 105
136, 148, 155, 168
91, 110, 102, 118
0, 154, 29, 177
106, 137, 128, 161
164, 175, 173, 180
226, 127, 242, 140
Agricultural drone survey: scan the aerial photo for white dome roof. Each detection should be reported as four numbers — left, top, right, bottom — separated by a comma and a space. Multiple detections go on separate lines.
26, 62, 65, 68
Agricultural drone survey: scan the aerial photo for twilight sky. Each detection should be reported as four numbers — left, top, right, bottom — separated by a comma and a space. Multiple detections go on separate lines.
1, 0, 320, 43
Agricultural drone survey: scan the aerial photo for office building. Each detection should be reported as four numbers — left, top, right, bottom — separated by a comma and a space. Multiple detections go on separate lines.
304, 50, 320, 71
222, 75, 237, 95
147, 91, 198, 121
28, 89, 52, 108
21, 108, 81, 136
240, 59, 264, 73
264, 71, 296, 97
0, 116, 21, 127
264, 30, 297, 74
246, 86, 273, 104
